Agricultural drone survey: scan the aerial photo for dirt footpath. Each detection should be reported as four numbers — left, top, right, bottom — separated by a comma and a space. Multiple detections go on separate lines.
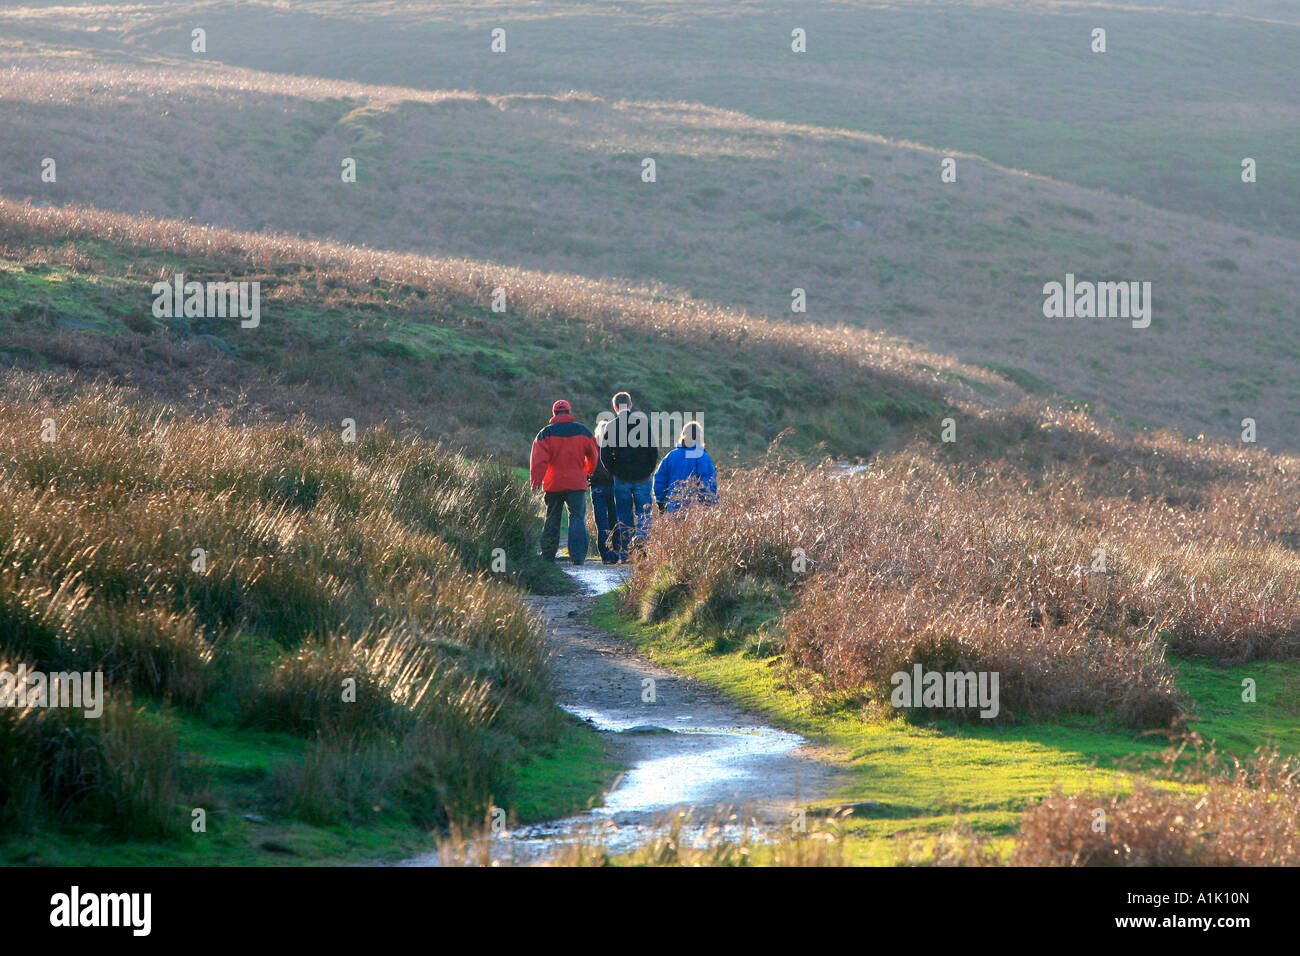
533, 565, 841, 826
398, 565, 841, 864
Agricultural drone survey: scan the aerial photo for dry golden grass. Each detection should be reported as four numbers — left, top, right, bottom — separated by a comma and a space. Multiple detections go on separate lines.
0, 196, 1008, 412
0, 372, 558, 834
625, 399, 1300, 726
929, 744, 1300, 867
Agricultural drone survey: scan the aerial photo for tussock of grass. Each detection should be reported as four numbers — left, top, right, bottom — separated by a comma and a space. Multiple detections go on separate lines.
1010, 746, 1300, 866
0, 691, 179, 840
0, 373, 563, 839
915, 745, 1300, 867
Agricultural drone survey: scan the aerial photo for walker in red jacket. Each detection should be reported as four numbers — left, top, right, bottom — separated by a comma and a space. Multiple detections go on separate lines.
530, 400, 599, 564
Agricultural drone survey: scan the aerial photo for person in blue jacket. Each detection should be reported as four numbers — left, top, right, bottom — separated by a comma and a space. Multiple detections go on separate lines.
654, 420, 718, 514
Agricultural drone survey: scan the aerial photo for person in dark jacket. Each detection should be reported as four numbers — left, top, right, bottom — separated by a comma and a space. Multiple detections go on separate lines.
601, 391, 659, 562
589, 418, 619, 564
530, 399, 599, 565
654, 420, 717, 514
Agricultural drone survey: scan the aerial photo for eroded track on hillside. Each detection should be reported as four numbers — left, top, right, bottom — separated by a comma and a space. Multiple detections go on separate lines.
398, 565, 840, 865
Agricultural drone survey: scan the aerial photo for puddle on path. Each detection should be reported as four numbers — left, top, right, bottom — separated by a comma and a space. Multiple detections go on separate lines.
396, 564, 836, 865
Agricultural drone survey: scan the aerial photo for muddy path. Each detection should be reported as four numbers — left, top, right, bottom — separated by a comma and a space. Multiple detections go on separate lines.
399, 564, 841, 865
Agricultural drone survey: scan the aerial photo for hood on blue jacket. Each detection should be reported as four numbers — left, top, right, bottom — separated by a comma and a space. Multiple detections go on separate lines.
654, 444, 718, 512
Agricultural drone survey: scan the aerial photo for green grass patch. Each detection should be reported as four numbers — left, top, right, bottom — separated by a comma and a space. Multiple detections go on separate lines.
504, 715, 623, 825
587, 590, 1300, 863
0, 704, 613, 866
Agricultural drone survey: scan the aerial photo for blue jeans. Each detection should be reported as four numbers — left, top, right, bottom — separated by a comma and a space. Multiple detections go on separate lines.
612, 478, 652, 561
590, 484, 618, 563
542, 490, 588, 565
